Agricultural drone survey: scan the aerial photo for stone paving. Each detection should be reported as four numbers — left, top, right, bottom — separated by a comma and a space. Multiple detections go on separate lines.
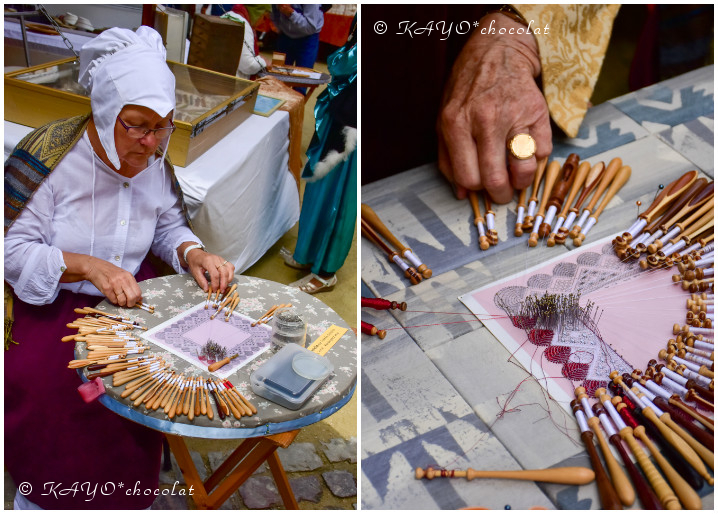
4, 436, 356, 510
149, 436, 357, 509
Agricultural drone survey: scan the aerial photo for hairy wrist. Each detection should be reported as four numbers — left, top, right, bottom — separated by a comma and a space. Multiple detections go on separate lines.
472, 12, 541, 77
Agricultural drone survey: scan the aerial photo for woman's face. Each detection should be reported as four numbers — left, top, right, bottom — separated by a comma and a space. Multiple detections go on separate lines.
114, 105, 174, 169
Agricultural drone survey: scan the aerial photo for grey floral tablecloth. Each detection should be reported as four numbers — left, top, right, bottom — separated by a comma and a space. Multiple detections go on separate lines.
75, 274, 356, 439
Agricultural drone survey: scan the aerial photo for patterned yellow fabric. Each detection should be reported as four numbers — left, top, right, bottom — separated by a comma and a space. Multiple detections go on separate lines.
514, 4, 621, 138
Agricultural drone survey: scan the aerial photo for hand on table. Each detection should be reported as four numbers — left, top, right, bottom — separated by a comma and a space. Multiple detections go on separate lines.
437, 12, 552, 203
185, 248, 235, 294
82, 256, 143, 307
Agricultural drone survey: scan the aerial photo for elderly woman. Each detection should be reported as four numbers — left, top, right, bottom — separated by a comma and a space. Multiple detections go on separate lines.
4, 27, 234, 509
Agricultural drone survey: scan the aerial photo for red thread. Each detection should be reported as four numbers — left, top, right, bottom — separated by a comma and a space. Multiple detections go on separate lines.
582, 380, 605, 397
511, 315, 536, 329
544, 345, 571, 363
361, 297, 395, 310
528, 329, 553, 346
361, 320, 378, 335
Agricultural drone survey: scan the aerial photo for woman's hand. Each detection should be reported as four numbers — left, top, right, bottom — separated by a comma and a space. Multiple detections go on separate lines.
182, 246, 235, 294
61, 252, 142, 307
437, 12, 551, 203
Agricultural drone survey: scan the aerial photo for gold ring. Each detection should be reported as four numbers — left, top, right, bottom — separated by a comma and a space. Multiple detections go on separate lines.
507, 133, 536, 160
217, 260, 228, 269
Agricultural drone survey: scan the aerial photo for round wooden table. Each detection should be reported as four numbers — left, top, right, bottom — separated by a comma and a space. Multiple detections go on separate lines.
74, 273, 356, 508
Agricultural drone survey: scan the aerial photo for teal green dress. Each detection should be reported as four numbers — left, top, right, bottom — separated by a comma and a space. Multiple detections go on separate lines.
293, 21, 357, 275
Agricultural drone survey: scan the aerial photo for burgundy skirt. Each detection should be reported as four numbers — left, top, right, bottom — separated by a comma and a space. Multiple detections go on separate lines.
5, 265, 164, 509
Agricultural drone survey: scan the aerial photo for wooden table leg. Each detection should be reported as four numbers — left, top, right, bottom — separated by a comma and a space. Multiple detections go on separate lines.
267, 450, 299, 509
166, 430, 300, 510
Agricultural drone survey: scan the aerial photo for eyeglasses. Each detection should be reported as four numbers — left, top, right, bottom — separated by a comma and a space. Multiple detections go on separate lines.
117, 116, 176, 139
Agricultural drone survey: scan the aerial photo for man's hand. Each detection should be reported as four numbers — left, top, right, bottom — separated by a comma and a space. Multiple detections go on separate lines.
437, 12, 551, 203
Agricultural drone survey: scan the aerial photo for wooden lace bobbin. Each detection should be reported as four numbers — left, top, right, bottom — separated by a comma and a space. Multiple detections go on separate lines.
161, 375, 185, 412
568, 157, 621, 239
645, 366, 715, 448
157, 375, 177, 411
361, 297, 407, 311
210, 292, 235, 320
670, 326, 715, 346
361, 320, 386, 339
136, 371, 170, 405
590, 402, 663, 510
521, 156, 549, 230
227, 381, 256, 414
115, 362, 163, 389
515, 187, 529, 236
682, 266, 715, 283
361, 218, 422, 285
128, 372, 164, 403
168, 379, 188, 419
612, 381, 705, 492
629, 380, 715, 474
414, 465, 595, 485
210, 381, 243, 417
547, 160, 590, 246
610, 371, 713, 483
672, 347, 714, 375
538, 153, 580, 239
150, 374, 179, 411
614, 382, 707, 493
219, 382, 244, 419
528, 160, 561, 247
662, 351, 714, 384
573, 164, 632, 247
619, 170, 699, 245
640, 178, 711, 252
220, 384, 247, 417
468, 191, 491, 250
136, 372, 170, 407
207, 381, 228, 419
683, 277, 715, 294
569, 400, 624, 510
672, 341, 714, 363
658, 340, 714, 372
646, 179, 713, 254
681, 255, 716, 275
483, 194, 498, 245
223, 294, 240, 322
193, 379, 201, 417
186, 378, 197, 419
214, 381, 242, 419
574, 387, 635, 506
202, 380, 214, 420
218, 283, 238, 306
662, 215, 714, 260
361, 203, 432, 279
595, 389, 681, 510
612, 398, 703, 509
163, 377, 184, 414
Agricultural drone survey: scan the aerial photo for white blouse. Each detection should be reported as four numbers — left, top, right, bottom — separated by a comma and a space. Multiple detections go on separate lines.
5, 132, 202, 305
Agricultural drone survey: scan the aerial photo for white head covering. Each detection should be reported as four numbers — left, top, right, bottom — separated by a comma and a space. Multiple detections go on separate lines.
78, 26, 175, 169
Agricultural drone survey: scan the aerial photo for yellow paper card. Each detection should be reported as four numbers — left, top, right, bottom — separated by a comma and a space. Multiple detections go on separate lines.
307, 325, 348, 356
